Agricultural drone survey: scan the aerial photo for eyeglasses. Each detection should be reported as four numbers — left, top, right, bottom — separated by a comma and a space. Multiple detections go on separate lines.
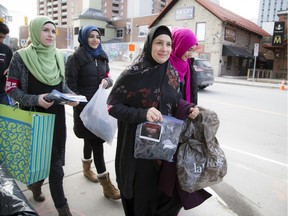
188, 45, 198, 52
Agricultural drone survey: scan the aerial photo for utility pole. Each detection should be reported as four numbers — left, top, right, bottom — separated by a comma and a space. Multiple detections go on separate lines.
128, 0, 134, 62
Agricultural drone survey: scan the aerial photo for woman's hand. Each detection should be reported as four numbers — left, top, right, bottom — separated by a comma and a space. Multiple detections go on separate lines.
101, 79, 108, 88
146, 107, 163, 122
38, 94, 54, 109
188, 106, 199, 119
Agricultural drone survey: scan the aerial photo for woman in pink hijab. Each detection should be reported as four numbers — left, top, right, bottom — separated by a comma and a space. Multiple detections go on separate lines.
169, 27, 198, 104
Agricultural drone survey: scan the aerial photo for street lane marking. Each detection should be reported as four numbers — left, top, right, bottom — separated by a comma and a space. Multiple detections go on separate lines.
201, 99, 287, 117
222, 145, 288, 168
227, 161, 288, 183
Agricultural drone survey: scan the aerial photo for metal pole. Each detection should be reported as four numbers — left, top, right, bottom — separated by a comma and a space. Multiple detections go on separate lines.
129, 0, 134, 62
252, 56, 257, 82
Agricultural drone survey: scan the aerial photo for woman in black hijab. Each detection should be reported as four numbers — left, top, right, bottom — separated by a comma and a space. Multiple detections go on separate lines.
107, 25, 208, 216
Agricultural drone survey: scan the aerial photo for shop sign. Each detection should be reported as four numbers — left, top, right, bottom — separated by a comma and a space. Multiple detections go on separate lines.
272, 22, 285, 46
175, 7, 194, 20
224, 27, 236, 42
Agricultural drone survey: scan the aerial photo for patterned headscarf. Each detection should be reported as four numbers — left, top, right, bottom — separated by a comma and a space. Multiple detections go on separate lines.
78, 25, 103, 58
169, 27, 198, 102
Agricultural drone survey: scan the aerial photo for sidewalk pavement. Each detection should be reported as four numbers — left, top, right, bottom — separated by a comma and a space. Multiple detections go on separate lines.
16, 61, 285, 216
16, 105, 238, 216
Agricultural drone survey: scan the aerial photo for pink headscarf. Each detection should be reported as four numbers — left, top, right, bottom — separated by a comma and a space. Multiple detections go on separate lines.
169, 27, 198, 102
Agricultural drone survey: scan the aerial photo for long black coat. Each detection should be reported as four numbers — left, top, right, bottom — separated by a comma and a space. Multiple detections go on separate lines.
179, 58, 198, 105
65, 46, 112, 139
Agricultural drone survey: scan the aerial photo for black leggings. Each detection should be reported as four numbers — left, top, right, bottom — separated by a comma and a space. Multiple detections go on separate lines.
83, 138, 106, 174
121, 159, 182, 216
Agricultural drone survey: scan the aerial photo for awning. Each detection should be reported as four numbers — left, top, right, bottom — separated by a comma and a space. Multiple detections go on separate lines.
222, 45, 254, 59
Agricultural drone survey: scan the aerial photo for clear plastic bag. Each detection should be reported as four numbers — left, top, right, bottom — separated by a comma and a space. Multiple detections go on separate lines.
80, 84, 117, 145
134, 115, 184, 162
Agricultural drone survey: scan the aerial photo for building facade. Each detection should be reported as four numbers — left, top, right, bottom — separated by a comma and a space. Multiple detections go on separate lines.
263, 10, 287, 79
102, 0, 171, 20
258, 0, 288, 34
32, 0, 171, 49
150, 0, 270, 77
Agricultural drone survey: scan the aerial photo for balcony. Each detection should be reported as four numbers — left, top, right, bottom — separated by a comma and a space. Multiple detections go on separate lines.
112, 0, 120, 4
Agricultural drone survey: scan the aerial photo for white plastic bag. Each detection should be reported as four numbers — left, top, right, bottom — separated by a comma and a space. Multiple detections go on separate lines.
80, 84, 117, 145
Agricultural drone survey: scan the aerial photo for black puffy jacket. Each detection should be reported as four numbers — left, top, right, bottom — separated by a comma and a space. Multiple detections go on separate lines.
65, 46, 113, 138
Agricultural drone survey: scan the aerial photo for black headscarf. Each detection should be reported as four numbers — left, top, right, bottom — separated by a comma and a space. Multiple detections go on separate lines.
107, 25, 181, 116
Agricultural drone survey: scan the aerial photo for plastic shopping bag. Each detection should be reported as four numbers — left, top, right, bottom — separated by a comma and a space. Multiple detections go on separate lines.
80, 84, 117, 145
177, 107, 227, 193
134, 115, 184, 162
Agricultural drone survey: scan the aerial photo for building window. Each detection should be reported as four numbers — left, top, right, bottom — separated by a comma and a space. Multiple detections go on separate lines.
196, 22, 205, 41
98, 28, 105, 37
116, 28, 124, 38
74, 27, 79, 35
138, 25, 149, 37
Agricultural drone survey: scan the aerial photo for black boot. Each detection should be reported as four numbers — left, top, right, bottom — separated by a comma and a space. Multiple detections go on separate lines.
27, 180, 45, 202
56, 203, 72, 216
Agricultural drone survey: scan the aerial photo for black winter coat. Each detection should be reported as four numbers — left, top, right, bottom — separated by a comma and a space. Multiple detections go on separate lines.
179, 58, 198, 105
65, 46, 113, 139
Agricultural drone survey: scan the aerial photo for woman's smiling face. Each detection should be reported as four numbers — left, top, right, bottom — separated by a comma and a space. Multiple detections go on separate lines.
180, 45, 198, 62
151, 34, 172, 64
88, 30, 101, 49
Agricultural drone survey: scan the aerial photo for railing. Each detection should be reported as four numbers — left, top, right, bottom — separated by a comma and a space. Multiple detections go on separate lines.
247, 69, 273, 80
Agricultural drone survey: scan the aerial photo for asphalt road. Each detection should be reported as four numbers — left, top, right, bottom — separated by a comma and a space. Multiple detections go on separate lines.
197, 82, 287, 216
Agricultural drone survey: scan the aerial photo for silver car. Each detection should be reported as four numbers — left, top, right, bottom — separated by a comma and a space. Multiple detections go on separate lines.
193, 58, 214, 89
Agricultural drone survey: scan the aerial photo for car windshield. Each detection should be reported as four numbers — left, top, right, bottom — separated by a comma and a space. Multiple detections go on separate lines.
196, 60, 212, 68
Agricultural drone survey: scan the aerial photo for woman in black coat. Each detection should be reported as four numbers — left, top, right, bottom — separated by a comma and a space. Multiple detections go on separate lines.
65, 25, 120, 200
107, 25, 209, 216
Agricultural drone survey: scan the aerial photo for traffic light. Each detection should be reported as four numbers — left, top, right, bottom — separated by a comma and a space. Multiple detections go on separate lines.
24, 16, 28, 25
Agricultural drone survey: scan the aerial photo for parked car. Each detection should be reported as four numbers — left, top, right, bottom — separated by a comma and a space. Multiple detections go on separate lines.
193, 58, 214, 89
60, 49, 75, 63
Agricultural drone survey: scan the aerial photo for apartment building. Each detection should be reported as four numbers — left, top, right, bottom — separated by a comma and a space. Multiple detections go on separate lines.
102, 0, 171, 20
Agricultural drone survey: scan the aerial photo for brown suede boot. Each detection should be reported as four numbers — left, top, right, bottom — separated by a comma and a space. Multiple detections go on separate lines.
82, 158, 98, 183
27, 180, 45, 202
98, 172, 120, 200
56, 203, 72, 216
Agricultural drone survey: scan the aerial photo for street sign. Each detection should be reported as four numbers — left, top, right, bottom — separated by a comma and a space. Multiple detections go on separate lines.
128, 43, 135, 52
254, 43, 259, 57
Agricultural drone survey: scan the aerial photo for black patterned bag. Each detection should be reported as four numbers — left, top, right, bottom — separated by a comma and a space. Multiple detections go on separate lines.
176, 107, 227, 193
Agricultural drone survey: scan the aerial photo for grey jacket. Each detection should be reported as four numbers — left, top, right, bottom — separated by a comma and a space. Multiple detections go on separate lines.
6, 52, 73, 107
